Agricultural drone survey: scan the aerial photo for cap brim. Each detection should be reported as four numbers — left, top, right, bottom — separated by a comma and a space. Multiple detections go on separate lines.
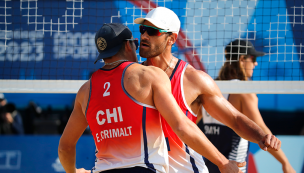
251, 50, 266, 57
94, 43, 123, 64
134, 18, 145, 25
134, 17, 177, 32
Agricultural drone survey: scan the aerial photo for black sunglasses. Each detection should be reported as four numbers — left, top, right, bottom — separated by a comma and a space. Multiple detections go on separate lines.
125, 38, 138, 50
139, 25, 169, 36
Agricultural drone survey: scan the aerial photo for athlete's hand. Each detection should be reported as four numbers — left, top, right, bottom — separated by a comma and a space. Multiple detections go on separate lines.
219, 160, 246, 173
76, 168, 91, 173
258, 134, 281, 151
282, 162, 296, 173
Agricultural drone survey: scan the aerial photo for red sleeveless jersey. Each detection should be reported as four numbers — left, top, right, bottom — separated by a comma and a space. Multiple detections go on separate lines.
86, 62, 168, 173
161, 59, 208, 173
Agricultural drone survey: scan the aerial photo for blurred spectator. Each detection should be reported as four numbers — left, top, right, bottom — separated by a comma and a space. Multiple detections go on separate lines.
0, 93, 24, 134
0, 93, 7, 106
23, 101, 42, 134
0, 103, 24, 134
0, 106, 10, 134
6, 103, 24, 134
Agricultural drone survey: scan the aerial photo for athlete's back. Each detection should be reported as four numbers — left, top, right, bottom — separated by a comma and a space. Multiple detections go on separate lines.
86, 62, 168, 172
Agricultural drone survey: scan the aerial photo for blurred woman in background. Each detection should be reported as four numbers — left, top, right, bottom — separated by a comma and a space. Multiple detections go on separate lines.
198, 39, 295, 173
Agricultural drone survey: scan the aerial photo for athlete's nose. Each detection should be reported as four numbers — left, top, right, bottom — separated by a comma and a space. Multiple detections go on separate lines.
141, 30, 149, 40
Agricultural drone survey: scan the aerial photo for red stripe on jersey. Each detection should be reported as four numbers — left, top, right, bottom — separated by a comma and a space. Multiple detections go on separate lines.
161, 60, 197, 149
161, 59, 207, 173
170, 60, 197, 123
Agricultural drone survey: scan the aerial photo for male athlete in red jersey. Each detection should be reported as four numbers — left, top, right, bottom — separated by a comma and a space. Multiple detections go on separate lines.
58, 23, 247, 173
134, 7, 281, 173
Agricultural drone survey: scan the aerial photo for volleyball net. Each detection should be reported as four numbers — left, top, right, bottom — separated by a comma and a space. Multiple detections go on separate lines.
0, 0, 303, 94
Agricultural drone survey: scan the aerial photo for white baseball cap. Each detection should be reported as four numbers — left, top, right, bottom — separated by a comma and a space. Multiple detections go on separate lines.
134, 7, 181, 34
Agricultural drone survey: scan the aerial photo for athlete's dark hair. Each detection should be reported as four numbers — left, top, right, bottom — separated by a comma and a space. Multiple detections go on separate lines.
217, 51, 250, 81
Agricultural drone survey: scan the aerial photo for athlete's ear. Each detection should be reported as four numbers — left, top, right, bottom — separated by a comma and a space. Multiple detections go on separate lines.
168, 33, 178, 46
125, 40, 132, 52
239, 55, 246, 66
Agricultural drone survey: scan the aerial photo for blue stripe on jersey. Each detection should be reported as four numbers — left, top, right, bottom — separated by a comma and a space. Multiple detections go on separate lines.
85, 79, 92, 118
185, 144, 199, 173
121, 63, 156, 109
165, 137, 170, 151
121, 62, 139, 101
169, 59, 181, 80
185, 110, 199, 172
142, 107, 156, 172
245, 142, 250, 173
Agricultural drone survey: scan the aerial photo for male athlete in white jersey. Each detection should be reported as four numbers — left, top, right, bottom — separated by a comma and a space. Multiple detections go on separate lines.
134, 7, 281, 173
58, 23, 249, 173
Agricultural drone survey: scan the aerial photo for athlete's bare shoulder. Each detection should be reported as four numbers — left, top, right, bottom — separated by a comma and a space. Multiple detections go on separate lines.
184, 64, 220, 96
123, 63, 171, 106
124, 63, 166, 85
239, 93, 258, 103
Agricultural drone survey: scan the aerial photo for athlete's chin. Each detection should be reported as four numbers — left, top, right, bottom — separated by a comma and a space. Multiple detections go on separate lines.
139, 50, 152, 58
246, 72, 253, 78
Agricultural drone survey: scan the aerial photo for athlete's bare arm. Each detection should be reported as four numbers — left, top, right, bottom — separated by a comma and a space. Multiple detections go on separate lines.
124, 64, 245, 173
59, 63, 245, 173
230, 93, 295, 173
58, 81, 91, 173
186, 67, 281, 151
196, 106, 203, 124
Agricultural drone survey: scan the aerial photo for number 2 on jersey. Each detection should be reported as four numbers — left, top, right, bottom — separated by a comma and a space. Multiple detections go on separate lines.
103, 82, 110, 97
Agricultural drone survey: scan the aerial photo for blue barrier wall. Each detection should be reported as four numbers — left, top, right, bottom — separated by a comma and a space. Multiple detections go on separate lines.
0, 136, 95, 173
0, 136, 303, 173
249, 136, 304, 173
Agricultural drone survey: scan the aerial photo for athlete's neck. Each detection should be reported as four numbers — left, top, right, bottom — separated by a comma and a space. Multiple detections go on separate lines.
145, 53, 177, 76
103, 56, 128, 69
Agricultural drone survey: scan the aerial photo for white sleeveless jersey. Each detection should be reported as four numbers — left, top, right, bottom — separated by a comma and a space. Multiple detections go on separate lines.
202, 93, 249, 173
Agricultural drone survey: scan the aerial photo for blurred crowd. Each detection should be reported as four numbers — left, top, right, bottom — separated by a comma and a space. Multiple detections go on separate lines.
0, 92, 303, 135
0, 93, 24, 134
0, 93, 76, 135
